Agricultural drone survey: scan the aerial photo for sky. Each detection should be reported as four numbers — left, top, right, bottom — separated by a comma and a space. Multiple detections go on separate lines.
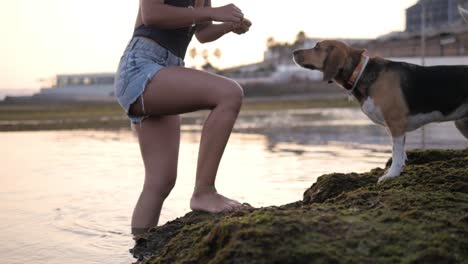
0, 0, 418, 91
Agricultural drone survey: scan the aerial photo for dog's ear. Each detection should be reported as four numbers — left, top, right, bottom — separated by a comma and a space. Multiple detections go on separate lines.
323, 46, 346, 82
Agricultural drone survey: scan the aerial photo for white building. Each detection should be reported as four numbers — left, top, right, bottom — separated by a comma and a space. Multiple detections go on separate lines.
33, 73, 115, 101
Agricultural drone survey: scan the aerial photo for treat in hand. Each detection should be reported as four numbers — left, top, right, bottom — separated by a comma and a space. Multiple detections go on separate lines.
232, 18, 252, 35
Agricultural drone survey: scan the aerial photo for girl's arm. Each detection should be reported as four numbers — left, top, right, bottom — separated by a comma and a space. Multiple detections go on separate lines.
195, 1, 251, 43
195, 20, 251, 43
195, 23, 232, 44
140, 0, 244, 29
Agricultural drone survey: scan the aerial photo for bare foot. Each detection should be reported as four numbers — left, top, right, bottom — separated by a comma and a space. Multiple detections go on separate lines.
190, 189, 245, 213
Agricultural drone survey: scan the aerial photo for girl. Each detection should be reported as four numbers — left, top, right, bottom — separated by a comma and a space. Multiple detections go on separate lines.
114, 0, 252, 236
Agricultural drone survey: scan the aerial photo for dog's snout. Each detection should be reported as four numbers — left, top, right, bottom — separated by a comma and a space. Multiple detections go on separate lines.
293, 50, 304, 63
293, 50, 303, 58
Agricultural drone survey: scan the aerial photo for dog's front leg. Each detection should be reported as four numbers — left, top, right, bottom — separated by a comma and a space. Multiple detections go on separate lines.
378, 135, 407, 183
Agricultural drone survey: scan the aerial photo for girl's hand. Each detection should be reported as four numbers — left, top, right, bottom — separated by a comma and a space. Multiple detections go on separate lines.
231, 18, 252, 35
211, 4, 244, 23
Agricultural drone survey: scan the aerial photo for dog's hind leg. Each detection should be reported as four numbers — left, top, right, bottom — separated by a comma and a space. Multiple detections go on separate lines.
378, 134, 407, 184
455, 118, 468, 139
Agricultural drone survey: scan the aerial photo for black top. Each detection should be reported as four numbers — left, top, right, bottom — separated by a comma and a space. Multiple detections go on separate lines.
133, 0, 197, 59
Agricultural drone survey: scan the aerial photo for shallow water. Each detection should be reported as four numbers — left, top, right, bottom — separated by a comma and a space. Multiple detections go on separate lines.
1, 108, 466, 264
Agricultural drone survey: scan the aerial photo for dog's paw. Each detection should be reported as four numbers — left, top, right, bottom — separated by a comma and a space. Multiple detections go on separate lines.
377, 171, 400, 184
378, 161, 404, 184
378, 174, 395, 184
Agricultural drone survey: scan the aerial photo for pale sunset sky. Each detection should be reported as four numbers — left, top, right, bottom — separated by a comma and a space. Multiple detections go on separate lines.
1, 0, 418, 91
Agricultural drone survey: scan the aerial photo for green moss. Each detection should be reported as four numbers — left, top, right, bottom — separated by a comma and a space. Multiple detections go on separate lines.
132, 149, 468, 263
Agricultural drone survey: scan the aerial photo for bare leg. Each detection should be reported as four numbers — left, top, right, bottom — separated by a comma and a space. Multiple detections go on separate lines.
131, 115, 180, 235
131, 66, 244, 214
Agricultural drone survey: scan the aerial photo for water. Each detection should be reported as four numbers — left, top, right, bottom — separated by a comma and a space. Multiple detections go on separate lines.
1, 108, 466, 264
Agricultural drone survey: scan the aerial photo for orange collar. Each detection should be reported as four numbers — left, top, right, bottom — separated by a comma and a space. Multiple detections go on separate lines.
346, 54, 369, 93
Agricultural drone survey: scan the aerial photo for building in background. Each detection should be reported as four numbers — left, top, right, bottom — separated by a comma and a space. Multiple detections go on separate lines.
354, 25, 468, 58
406, 0, 467, 32
32, 73, 115, 101
258, 0, 468, 79
18, 1, 468, 102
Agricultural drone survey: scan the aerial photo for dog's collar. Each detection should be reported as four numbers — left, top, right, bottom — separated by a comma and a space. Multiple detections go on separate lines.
343, 54, 369, 98
331, 54, 369, 100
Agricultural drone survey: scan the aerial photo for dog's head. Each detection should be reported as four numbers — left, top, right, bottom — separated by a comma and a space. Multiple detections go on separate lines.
293, 40, 364, 83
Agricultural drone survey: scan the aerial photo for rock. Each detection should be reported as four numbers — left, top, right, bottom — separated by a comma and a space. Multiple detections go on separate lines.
302, 172, 379, 204
131, 149, 468, 264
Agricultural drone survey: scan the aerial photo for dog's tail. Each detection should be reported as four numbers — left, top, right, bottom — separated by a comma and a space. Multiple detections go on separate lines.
455, 118, 468, 139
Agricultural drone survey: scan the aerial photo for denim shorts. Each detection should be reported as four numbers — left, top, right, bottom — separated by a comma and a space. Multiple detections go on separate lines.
114, 37, 185, 124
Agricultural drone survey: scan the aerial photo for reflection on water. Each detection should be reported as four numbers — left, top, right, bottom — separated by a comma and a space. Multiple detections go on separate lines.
0, 108, 466, 264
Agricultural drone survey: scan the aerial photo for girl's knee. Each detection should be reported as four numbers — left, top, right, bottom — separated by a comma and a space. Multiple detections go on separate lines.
143, 175, 177, 199
218, 80, 244, 110
229, 80, 244, 100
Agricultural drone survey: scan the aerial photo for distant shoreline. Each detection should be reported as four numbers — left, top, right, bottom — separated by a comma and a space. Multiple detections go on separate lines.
0, 89, 39, 101
0, 97, 358, 132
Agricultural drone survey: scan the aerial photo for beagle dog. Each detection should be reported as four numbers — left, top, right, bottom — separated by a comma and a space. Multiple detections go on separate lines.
293, 40, 468, 183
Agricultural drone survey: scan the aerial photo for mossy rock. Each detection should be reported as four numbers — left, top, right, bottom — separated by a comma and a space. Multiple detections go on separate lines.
132, 149, 468, 264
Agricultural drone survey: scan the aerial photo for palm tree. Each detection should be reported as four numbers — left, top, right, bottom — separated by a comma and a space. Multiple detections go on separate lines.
214, 48, 222, 60
202, 49, 210, 64
189, 47, 198, 60
212, 48, 222, 70
267, 37, 276, 48
188, 47, 198, 68
296, 31, 307, 43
